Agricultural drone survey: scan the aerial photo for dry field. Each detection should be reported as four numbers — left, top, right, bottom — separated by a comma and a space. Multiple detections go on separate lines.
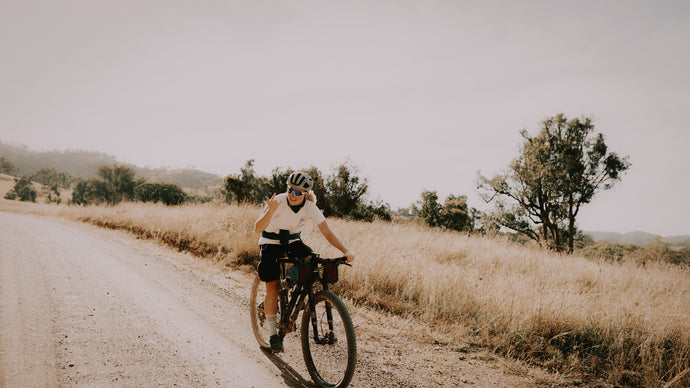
2, 193, 688, 387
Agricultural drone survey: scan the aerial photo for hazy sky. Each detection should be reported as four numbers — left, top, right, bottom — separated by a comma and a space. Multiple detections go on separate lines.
1, 1, 689, 236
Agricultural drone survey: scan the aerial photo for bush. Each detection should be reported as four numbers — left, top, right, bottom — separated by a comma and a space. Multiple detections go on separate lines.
416, 190, 475, 232
46, 184, 62, 204
4, 176, 37, 202
32, 167, 73, 190
577, 241, 639, 262
71, 179, 106, 205
634, 237, 690, 266
134, 183, 187, 205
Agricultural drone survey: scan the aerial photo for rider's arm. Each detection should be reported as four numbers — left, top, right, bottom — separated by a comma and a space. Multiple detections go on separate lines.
254, 194, 280, 234
317, 221, 355, 263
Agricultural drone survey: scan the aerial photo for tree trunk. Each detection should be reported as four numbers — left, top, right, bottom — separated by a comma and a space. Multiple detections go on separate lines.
550, 223, 561, 253
568, 196, 575, 254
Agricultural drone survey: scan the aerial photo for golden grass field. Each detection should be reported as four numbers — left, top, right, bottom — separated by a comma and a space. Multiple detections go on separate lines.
1, 180, 688, 387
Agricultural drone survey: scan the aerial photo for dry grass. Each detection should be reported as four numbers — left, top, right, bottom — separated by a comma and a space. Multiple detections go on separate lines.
2, 198, 688, 387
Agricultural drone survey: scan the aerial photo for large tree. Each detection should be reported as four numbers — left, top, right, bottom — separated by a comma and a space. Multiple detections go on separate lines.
416, 190, 475, 232
418, 190, 442, 227
223, 159, 264, 204
478, 114, 630, 253
97, 164, 142, 204
325, 162, 368, 218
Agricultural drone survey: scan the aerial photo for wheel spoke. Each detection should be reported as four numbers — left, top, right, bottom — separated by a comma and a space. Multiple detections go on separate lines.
301, 291, 356, 387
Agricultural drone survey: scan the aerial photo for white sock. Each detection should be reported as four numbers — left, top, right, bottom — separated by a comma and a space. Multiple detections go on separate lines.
267, 314, 277, 336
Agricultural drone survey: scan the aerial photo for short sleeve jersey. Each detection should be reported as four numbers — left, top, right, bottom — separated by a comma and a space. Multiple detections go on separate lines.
258, 193, 326, 245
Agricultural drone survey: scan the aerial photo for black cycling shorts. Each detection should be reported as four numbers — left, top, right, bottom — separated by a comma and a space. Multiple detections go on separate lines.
258, 241, 313, 283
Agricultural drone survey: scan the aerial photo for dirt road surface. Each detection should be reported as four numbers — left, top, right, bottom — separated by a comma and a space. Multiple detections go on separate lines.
0, 211, 565, 387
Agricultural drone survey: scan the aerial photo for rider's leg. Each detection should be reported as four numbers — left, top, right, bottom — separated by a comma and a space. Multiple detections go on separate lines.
265, 280, 279, 335
264, 279, 283, 351
258, 244, 281, 324
264, 280, 280, 316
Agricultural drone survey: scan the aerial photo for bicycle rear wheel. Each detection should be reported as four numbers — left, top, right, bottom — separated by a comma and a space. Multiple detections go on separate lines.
301, 290, 356, 388
249, 275, 276, 350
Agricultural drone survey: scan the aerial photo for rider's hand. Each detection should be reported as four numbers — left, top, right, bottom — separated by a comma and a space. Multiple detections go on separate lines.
344, 252, 355, 264
266, 193, 281, 212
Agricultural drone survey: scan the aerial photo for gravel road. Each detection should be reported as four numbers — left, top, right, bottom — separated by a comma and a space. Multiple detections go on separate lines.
0, 211, 300, 387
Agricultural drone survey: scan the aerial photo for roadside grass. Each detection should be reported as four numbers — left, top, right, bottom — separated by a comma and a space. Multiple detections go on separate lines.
3, 199, 688, 387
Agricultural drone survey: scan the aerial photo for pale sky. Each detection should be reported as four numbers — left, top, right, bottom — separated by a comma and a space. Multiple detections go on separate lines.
1, 1, 689, 236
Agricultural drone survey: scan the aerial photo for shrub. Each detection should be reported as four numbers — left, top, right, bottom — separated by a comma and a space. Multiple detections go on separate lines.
4, 176, 37, 202
134, 183, 187, 205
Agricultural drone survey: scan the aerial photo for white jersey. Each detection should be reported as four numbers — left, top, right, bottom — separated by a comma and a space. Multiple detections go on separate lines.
258, 192, 326, 245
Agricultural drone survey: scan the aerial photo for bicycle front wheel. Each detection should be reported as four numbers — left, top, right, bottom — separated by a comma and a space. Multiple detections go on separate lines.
301, 291, 356, 388
249, 275, 274, 350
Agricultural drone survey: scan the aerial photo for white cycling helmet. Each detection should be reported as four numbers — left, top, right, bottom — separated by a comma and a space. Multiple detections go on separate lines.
287, 172, 313, 191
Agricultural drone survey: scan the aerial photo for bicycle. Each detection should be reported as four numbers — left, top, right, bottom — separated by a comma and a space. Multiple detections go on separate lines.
249, 253, 357, 388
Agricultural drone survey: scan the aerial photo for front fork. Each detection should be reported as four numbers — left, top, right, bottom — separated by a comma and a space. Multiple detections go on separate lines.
308, 283, 337, 345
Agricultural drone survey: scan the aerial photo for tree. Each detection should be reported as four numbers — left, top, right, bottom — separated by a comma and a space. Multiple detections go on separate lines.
221, 160, 391, 221
266, 167, 293, 198
32, 168, 73, 190
224, 159, 264, 204
69, 164, 143, 205
325, 162, 368, 218
478, 114, 630, 252
46, 184, 62, 204
416, 190, 475, 232
4, 176, 37, 202
349, 200, 393, 222
303, 166, 329, 212
0, 156, 18, 175
418, 190, 442, 227
441, 194, 475, 232
71, 179, 107, 205
134, 183, 187, 205
97, 164, 141, 204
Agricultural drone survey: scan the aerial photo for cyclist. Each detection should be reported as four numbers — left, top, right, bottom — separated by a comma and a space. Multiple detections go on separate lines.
254, 171, 355, 353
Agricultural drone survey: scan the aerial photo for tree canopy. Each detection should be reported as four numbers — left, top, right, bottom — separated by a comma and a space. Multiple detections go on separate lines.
222, 160, 390, 222
3, 176, 36, 202
478, 114, 630, 252
415, 190, 476, 232
71, 164, 144, 205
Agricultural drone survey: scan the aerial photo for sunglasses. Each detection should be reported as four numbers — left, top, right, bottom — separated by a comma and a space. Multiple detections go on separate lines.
288, 188, 304, 197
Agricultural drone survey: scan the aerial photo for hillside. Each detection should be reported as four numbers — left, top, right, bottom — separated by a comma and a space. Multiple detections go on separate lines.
0, 141, 223, 192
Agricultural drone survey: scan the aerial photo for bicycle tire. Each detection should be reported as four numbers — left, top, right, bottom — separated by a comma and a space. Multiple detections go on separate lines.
301, 290, 356, 388
249, 275, 275, 350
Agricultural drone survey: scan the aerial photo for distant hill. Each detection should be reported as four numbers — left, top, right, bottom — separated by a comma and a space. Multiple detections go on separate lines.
1, 141, 119, 178
586, 230, 690, 245
0, 141, 223, 192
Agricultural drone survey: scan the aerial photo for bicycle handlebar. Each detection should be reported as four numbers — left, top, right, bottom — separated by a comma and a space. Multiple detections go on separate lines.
320, 256, 351, 267
278, 254, 351, 267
